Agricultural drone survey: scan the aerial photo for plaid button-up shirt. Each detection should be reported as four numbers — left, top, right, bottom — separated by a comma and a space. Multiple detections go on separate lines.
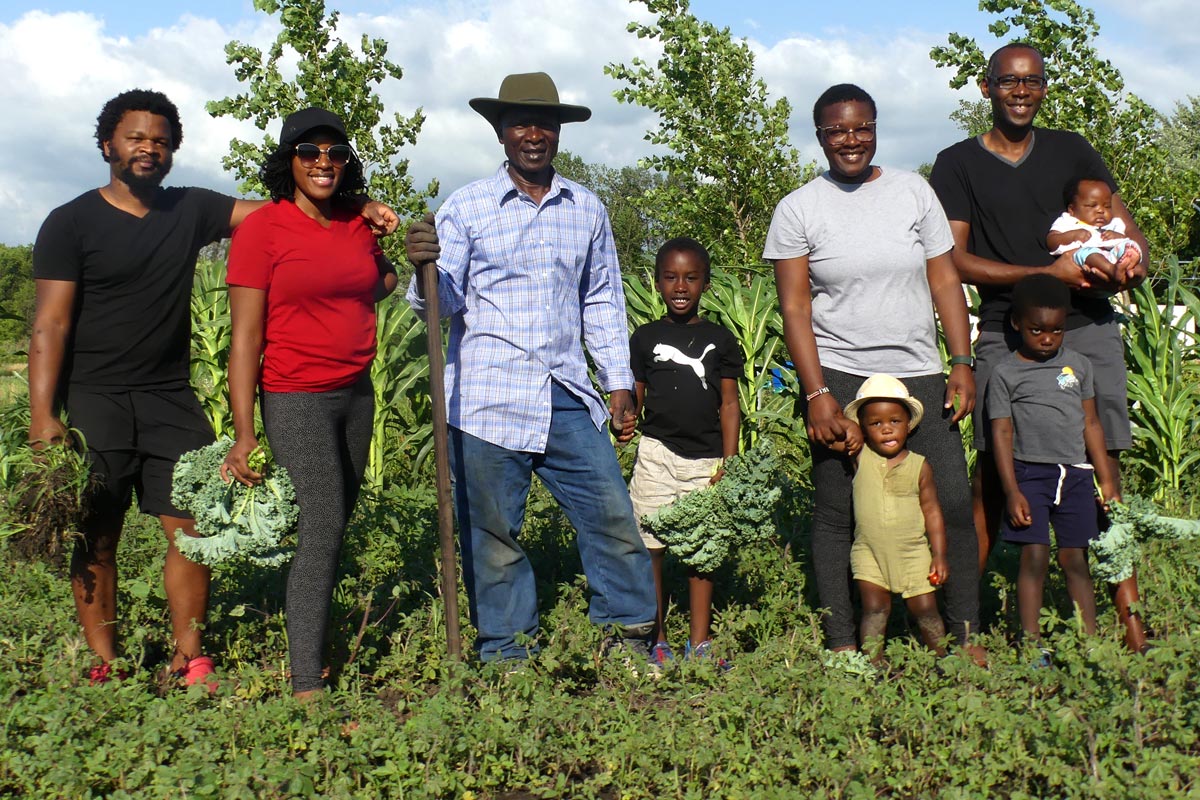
407, 165, 633, 453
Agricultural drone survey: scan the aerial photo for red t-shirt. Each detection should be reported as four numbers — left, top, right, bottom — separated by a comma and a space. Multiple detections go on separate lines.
227, 200, 383, 392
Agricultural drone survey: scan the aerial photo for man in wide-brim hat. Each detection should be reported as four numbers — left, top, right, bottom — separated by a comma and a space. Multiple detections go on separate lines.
406, 73, 658, 667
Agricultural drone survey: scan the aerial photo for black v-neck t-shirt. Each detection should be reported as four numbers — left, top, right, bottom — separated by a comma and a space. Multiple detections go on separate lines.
930, 128, 1116, 331
33, 187, 235, 390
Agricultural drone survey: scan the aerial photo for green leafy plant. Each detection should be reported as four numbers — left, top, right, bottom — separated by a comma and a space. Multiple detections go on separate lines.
640, 441, 782, 571
1091, 495, 1200, 584
0, 397, 96, 569
1120, 257, 1200, 501
170, 437, 299, 566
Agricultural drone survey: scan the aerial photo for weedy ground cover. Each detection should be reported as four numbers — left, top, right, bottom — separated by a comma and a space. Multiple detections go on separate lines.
1, 473, 1197, 799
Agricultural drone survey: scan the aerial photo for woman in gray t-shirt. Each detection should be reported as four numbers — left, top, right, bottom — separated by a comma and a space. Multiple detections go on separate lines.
766, 84, 981, 660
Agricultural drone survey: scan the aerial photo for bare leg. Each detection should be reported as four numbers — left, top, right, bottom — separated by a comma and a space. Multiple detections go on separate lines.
973, 460, 1005, 576
1017, 543, 1050, 641
649, 547, 668, 642
161, 516, 212, 671
687, 570, 714, 646
1057, 546, 1097, 635
70, 516, 123, 662
857, 580, 891, 663
1099, 450, 1149, 652
905, 593, 947, 656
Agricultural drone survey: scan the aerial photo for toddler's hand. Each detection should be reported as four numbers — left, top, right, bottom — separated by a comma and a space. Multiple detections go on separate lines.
1099, 228, 1122, 241
928, 555, 949, 586
843, 422, 863, 457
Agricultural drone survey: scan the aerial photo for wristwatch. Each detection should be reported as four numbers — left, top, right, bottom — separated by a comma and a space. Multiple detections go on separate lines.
948, 355, 976, 369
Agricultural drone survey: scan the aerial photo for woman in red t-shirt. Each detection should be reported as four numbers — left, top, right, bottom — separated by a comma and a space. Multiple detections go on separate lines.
221, 107, 397, 699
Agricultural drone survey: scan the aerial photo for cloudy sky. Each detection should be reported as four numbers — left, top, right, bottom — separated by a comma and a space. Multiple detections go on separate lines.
2, 0, 1197, 245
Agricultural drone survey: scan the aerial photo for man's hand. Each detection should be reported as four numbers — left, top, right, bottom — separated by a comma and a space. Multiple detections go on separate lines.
608, 389, 636, 442
362, 201, 399, 236
27, 416, 69, 450
405, 212, 440, 269
1046, 252, 1092, 291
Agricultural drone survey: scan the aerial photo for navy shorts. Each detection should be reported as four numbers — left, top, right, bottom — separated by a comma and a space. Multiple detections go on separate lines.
64, 386, 215, 519
1001, 461, 1099, 549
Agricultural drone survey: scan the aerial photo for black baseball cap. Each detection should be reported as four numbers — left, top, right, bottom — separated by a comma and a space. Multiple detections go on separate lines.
279, 107, 348, 146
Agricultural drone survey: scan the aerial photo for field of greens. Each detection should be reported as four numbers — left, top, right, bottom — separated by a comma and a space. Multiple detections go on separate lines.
1, 477, 1198, 798
1, 257, 1198, 798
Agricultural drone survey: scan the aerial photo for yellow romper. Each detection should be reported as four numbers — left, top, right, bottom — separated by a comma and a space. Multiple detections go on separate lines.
850, 448, 934, 598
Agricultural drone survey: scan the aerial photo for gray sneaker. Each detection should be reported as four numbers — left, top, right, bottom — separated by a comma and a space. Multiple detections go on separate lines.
599, 623, 661, 678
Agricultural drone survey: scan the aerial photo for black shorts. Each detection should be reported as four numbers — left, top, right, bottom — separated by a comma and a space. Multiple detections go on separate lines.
64, 386, 215, 518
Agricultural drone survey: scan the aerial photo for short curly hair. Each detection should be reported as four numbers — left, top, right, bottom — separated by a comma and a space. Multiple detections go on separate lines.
95, 89, 183, 161
812, 84, 876, 129
259, 133, 366, 202
655, 237, 711, 282
1011, 274, 1070, 321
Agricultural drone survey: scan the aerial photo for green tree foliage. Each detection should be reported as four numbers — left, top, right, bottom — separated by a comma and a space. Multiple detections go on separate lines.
206, 0, 437, 261
930, 0, 1198, 264
554, 150, 666, 271
1160, 97, 1200, 259
0, 245, 35, 349
605, 0, 814, 268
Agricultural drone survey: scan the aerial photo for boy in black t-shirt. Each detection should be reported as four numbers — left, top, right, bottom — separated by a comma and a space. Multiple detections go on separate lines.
626, 238, 743, 664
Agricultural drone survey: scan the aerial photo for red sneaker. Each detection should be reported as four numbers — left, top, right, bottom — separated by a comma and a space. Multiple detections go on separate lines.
88, 663, 129, 685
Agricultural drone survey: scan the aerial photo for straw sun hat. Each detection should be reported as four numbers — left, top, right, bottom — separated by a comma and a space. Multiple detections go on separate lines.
842, 374, 925, 431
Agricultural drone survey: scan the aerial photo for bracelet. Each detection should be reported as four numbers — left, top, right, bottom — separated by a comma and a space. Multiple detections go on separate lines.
805, 386, 831, 402
948, 355, 976, 369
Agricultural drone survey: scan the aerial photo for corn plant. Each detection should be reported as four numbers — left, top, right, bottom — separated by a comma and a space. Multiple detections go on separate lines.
189, 258, 234, 439
1120, 257, 1200, 501
364, 297, 433, 493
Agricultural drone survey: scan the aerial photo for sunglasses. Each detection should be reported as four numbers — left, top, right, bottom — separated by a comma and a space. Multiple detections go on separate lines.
293, 143, 353, 167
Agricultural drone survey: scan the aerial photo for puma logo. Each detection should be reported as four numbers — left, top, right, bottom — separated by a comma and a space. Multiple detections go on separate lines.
652, 343, 716, 389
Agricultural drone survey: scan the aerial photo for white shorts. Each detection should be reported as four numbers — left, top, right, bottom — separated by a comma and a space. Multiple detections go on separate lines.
628, 435, 722, 550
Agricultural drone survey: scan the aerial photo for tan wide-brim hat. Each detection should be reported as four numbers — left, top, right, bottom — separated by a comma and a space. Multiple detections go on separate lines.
469, 72, 592, 128
843, 374, 925, 431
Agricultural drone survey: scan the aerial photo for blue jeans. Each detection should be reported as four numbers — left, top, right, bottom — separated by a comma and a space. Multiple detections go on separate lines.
448, 382, 655, 661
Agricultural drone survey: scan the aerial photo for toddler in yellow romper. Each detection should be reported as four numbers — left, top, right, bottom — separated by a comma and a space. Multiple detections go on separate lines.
843, 374, 950, 662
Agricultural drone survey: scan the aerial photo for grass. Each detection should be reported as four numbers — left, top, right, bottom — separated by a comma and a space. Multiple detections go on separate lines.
0, 478, 1197, 799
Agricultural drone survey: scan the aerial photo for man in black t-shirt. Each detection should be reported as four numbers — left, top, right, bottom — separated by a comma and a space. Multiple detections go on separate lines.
929, 43, 1150, 652
28, 89, 396, 684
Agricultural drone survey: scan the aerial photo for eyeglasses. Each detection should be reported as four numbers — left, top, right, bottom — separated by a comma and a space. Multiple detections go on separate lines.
294, 143, 353, 167
989, 74, 1046, 90
817, 122, 876, 146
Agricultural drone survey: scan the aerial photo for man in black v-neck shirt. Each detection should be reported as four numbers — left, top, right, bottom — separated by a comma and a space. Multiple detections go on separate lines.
27, 89, 396, 682
929, 43, 1151, 653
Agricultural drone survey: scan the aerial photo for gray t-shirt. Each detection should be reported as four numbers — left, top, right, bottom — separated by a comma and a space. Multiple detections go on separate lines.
762, 168, 954, 377
986, 347, 1095, 464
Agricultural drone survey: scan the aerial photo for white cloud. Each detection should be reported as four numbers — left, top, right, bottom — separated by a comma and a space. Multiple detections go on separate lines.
3, 1, 1198, 245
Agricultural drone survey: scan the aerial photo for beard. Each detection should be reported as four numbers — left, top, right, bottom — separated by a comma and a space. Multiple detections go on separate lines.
117, 159, 171, 191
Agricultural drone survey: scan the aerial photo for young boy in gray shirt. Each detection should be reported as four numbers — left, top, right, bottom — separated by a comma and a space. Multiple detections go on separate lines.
987, 274, 1121, 665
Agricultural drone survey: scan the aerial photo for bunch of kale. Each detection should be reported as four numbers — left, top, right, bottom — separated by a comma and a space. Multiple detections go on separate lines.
170, 437, 298, 567
1091, 496, 1200, 584
640, 440, 782, 572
